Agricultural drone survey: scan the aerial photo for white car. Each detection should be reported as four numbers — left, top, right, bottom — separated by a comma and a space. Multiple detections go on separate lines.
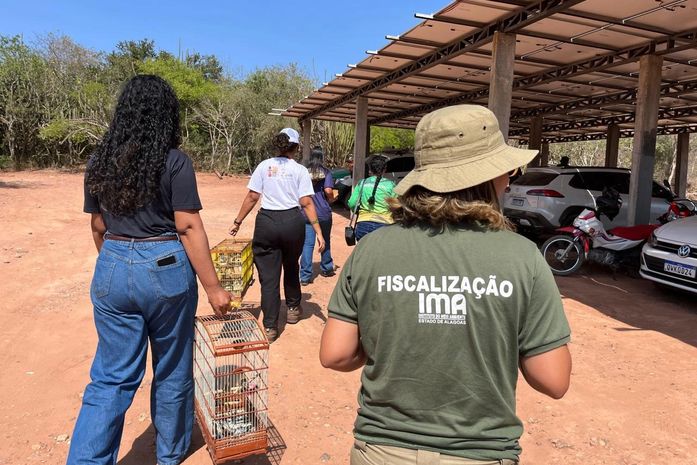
503, 166, 673, 232
640, 215, 697, 294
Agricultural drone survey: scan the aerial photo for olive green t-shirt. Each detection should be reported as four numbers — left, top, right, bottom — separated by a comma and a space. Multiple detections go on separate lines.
328, 224, 570, 461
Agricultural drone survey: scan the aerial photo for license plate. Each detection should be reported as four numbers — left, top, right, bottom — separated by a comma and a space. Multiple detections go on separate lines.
512, 198, 524, 206
664, 260, 696, 278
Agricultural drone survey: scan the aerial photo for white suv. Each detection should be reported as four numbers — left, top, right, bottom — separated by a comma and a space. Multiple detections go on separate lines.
503, 166, 673, 232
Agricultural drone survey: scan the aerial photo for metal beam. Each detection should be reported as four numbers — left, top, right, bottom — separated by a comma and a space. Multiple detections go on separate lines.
422, 12, 621, 52
510, 78, 697, 120
525, 124, 697, 143
512, 28, 697, 91
324, 80, 435, 102
351, 63, 484, 92
509, 105, 697, 135
298, 0, 586, 122
366, 46, 638, 94
370, 30, 697, 125
373, 41, 641, 93
486, 0, 677, 36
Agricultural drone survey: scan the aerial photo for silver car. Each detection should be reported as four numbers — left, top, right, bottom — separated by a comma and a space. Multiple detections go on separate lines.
503, 166, 673, 232
640, 215, 697, 294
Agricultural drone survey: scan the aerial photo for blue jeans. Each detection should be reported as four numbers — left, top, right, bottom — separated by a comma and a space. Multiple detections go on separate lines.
355, 221, 387, 241
300, 218, 334, 282
67, 237, 198, 465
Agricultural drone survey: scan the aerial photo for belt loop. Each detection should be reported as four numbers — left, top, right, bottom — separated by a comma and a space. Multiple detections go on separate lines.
129, 237, 135, 249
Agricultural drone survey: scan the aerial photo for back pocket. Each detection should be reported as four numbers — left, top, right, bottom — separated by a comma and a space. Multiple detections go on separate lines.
149, 257, 189, 300
91, 259, 116, 299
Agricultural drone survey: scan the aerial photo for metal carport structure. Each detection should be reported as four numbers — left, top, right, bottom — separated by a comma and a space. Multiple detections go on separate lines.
281, 0, 697, 225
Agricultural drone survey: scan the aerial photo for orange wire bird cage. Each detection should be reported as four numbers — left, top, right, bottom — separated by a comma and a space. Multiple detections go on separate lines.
211, 238, 254, 309
194, 312, 270, 463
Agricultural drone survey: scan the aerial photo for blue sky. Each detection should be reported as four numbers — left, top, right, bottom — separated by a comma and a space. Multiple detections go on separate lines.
2, 0, 446, 84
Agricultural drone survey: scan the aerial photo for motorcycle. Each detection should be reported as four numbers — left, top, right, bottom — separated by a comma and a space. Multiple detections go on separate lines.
541, 188, 660, 276
658, 178, 696, 224
657, 198, 696, 224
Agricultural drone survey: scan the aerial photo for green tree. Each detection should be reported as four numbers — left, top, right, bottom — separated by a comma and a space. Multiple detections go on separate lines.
185, 53, 223, 82
106, 39, 156, 81
0, 36, 48, 168
370, 126, 414, 153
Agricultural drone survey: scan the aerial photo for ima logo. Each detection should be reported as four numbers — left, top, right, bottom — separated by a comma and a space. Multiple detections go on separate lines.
418, 293, 467, 325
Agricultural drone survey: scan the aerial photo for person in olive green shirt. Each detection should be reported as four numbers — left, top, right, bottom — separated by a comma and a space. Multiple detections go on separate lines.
320, 105, 572, 465
347, 155, 396, 241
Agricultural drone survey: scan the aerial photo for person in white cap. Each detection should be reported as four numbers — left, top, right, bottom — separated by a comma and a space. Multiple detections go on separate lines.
320, 105, 571, 464
230, 128, 324, 342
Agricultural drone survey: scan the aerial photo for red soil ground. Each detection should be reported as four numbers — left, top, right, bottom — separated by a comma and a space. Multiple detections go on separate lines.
0, 171, 695, 465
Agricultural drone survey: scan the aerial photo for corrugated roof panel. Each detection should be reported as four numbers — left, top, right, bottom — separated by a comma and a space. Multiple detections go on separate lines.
282, 0, 697, 135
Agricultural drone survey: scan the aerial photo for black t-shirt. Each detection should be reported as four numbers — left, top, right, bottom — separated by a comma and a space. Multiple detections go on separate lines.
84, 149, 202, 238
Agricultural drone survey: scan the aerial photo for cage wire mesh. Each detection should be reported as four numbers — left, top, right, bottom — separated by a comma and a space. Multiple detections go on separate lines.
194, 311, 269, 462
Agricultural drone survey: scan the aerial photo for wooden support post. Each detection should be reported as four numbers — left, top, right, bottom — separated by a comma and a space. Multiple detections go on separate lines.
674, 133, 690, 198
301, 120, 312, 162
540, 142, 550, 167
605, 124, 620, 167
488, 32, 516, 139
353, 96, 369, 186
528, 117, 543, 167
628, 55, 662, 226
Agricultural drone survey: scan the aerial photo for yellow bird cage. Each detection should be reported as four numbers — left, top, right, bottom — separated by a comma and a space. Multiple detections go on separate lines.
210, 238, 254, 309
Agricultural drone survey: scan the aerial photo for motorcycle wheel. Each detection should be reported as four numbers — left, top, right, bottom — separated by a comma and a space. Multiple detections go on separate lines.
541, 235, 585, 276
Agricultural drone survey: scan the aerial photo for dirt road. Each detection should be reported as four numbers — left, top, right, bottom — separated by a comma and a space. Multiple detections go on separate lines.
1, 171, 695, 465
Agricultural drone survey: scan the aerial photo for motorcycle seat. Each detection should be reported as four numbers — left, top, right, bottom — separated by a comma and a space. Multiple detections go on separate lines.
608, 224, 658, 241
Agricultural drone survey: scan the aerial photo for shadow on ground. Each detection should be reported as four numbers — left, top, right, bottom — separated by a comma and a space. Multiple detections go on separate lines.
241, 293, 326, 335
0, 180, 39, 189
555, 264, 697, 349
118, 419, 286, 465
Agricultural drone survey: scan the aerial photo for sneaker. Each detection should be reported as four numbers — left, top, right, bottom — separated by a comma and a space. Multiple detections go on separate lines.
320, 270, 336, 278
286, 306, 303, 325
265, 327, 278, 343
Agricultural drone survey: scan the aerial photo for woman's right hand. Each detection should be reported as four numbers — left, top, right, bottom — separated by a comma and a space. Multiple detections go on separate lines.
207, 284, 233, 317
228, 223, 240, 236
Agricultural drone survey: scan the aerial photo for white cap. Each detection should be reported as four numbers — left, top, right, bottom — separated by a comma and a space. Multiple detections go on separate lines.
280, 127, 300, 144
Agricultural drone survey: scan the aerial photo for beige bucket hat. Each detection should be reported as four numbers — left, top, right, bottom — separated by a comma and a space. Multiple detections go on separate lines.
394, 105, 538, 195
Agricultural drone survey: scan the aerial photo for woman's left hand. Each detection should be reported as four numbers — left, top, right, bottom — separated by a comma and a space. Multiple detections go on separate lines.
229, 223, 240, 236
316, 235, 326, 253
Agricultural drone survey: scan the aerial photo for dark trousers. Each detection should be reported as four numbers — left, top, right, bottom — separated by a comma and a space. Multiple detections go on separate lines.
253, 208, 305, 328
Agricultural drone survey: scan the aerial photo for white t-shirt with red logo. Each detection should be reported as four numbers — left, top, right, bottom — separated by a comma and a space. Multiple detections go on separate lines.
248, 157, 314, 210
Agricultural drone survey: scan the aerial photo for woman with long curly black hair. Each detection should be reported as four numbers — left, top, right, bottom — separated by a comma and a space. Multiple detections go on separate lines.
67, 75, 231, 465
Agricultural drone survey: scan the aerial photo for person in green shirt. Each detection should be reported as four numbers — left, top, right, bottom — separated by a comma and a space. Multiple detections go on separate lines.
320, 105, 572, 465
347, 155, 397, 241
